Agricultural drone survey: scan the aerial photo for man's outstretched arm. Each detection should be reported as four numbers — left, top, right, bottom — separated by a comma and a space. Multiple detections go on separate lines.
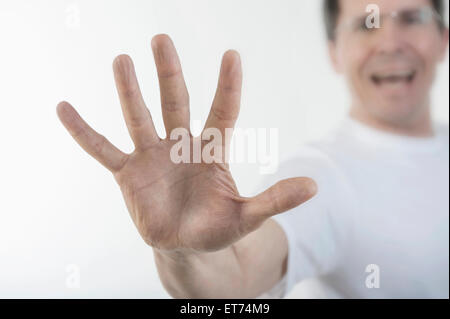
154, 219, 288, 298
57, 34, 316, 298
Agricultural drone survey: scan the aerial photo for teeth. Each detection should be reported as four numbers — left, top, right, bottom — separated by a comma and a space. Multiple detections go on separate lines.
375, 71, 413, 79
391, 71, 412, 77
371, 70, 415, 84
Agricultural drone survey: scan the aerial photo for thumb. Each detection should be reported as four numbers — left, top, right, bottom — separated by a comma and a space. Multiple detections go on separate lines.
241, 177, 317, 229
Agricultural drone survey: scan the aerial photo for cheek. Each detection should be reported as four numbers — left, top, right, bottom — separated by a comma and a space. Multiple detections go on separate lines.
411, 35, 443, 72
340, 43, 371, 85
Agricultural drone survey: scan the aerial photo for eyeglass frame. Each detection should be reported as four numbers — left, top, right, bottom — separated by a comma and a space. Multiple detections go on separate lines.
334, 5, 444, 39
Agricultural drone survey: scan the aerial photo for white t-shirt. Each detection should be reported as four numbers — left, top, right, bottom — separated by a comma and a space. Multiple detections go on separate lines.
261, 116, 449, 298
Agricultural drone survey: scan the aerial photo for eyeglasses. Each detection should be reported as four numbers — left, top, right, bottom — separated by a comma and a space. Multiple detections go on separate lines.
335, 6, 443, 39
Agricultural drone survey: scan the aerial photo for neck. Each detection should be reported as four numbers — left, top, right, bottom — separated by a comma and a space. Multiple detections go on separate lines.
349, 105, 434, 138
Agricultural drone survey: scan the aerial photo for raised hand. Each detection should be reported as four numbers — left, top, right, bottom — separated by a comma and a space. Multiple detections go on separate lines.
57, 34, 316, 254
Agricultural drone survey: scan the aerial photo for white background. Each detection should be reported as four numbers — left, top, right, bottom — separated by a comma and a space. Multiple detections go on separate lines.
0, 0, 448, 298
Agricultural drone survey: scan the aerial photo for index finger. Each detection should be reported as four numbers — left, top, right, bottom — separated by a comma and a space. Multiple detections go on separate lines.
204, 50, 242, 135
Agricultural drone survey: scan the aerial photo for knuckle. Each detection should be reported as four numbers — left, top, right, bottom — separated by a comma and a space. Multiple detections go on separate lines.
128, 116, 147, 129
162, 94, 189, 112
122, 86, 140, 99
93, 135, 107, 154
212, 105, 237, 122
158, 67, 182, 79
268, 183, 282, 214
162, 99, 180, 112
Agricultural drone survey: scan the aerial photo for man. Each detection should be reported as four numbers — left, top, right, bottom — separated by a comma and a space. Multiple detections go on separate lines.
57, 0, 449, 298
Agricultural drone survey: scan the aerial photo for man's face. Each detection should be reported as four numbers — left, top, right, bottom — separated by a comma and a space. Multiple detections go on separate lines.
330, 0, 448, 127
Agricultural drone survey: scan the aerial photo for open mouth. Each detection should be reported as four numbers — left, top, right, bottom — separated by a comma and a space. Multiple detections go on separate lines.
371, 70, 416, 86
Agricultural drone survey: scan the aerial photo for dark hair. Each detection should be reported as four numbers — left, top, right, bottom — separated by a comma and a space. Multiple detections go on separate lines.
323, 0, 446, 41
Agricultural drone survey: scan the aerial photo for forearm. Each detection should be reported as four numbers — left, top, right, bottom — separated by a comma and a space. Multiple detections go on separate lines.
153, 219, 288, 299
153, 245, 246, 298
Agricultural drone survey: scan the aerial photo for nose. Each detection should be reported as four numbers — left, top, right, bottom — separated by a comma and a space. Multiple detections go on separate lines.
372, 18, 407, 55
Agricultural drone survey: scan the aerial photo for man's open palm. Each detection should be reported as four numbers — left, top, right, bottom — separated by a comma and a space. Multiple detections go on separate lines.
57, 34, 316, 253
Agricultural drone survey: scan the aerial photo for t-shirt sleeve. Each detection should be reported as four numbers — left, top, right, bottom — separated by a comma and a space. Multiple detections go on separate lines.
257, 146, 356, 298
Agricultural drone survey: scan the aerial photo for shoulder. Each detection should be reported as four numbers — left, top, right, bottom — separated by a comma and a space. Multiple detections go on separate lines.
275, 135, 347, 184
435, 122, 449, 143
259, 140, 350, 209
432, 122, 449, 155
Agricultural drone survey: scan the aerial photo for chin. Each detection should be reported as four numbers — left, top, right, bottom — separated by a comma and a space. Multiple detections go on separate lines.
367, 100, 427, 128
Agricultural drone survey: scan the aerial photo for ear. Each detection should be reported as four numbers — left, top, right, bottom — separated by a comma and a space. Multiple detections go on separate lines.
437, 28, 449, 63
328, 40, 343, 74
